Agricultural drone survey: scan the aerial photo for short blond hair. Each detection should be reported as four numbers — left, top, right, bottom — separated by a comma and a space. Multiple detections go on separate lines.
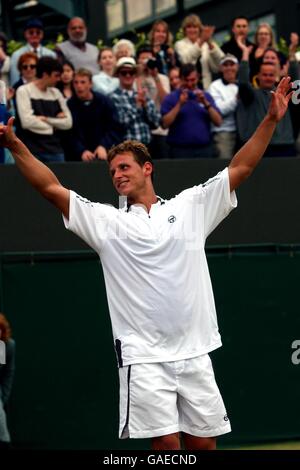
182, 14, 203, 35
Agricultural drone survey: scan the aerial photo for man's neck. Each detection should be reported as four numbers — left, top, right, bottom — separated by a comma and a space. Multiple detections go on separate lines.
70, 40, 86, 50
79, 91, 93, 101
34, 78, 48, 92
127, 189, 158, 213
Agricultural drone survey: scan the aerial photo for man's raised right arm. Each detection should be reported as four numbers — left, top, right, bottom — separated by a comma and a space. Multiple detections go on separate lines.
0, 117, 70, 219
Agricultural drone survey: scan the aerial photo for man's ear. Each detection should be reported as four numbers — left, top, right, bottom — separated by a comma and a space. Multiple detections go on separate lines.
143, 161, 153, 177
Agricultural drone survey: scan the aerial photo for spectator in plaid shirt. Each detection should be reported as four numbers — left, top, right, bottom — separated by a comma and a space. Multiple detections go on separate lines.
110, 57, 160, 146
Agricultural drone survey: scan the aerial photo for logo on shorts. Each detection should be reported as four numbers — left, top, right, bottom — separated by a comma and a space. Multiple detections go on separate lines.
168, 215, 176, 223
224, 415, 229, 421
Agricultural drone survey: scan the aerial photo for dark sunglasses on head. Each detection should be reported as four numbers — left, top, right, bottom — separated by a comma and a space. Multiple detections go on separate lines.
22, 64, 37, 70
119, 69, 135, 77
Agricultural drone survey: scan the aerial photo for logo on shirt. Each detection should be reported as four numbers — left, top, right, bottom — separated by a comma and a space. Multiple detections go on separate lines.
224, 415, 229, 422
168, 215, 176, 223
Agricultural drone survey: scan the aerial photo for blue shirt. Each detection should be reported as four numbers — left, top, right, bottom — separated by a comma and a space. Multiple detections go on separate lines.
161, 89, 218, 147
0, 104, 10, 163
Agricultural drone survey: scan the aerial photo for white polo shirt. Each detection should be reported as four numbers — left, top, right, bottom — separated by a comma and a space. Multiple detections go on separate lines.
64, 168, 237, 366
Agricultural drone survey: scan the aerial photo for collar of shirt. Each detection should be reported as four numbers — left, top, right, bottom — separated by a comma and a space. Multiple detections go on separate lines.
126, 196, 165, 214
29, 45, 41, 54
122, 88, 135, 98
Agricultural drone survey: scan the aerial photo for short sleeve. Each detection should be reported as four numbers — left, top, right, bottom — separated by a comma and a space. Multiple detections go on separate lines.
63, 190, 118, 252
202, 168, 237, 238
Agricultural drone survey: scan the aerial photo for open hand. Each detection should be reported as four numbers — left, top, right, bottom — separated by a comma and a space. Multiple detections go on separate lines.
268, 76, 293, 122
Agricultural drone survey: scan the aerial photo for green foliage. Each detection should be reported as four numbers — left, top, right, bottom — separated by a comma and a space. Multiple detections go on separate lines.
56, 33, 64, 44
175, 27, 184, 42
7, 40, 24, 55
45, 33, 65, 50
134, 31, 147, 49
97, 39, 104, 49
277, 37, 289, 57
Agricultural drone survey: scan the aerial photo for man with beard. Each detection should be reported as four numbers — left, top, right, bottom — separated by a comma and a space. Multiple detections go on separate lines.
56, 17, 99, 75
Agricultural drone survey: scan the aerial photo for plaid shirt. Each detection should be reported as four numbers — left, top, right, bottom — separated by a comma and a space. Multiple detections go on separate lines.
110, 88, 160, 145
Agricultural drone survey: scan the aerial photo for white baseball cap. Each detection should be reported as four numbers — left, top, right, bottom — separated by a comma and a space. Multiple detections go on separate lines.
116, 57, 137, 71
220, 54, 238, 65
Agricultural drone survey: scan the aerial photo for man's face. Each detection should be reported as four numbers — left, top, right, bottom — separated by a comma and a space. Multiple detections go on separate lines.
221, 61, 238, 82
44, 71, 62, 87
109, 152, 151, 197
258, 64, 277, 89
181, 71, 198, 90
68, 18, 87, 43
118, 67, 136, 89
24, 28, 44, 48
73, 75, 92, 100
232, 19, 249, 39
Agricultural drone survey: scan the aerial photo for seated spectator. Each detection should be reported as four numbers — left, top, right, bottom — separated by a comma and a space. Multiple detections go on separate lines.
92, 47, 119, 95
67, 68, 123, 162
208, 54, 239, 159
237, 43, 295, 156
221, 16, 254, 62
110, 57, 160, 147
16, 57, 72, 162
56, 17, 99, 75
112, 39, 135, 61
174, 14, 224, 89
56, 60, 75, 99
148, 20, 177, 75
0, 32, 10, 87
161, 63, 222, 158
10, 18, 56, 87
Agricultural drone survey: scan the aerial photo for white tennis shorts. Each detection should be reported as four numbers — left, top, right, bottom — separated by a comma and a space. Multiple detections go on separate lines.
118, 354, 231, 439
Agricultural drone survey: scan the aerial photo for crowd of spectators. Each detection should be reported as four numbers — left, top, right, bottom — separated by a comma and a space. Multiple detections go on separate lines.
0, 13, 299, 163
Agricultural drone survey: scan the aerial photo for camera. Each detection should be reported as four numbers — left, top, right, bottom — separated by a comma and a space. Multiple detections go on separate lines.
146, 58, 159, 70
187, 90, 196, 100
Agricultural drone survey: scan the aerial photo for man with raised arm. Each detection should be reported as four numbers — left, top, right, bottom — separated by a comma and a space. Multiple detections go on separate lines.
0, 77, 292, 450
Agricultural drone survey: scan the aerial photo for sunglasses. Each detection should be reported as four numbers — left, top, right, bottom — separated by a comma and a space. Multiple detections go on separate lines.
22, 64, 37, 70
27, 29, 42, 36
119, 69, 135, 77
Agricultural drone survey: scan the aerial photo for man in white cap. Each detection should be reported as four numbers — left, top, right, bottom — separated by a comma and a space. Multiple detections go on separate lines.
208, 54, 239, 159
110, 57, 160, 147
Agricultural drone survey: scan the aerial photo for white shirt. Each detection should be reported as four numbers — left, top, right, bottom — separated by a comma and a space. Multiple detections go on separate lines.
63, 168, 237, 366
208, 78, 238, 133
92, 71, 119, 95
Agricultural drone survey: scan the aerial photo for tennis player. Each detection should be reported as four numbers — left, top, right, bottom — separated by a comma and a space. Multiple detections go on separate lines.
0, 77, 292, 450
